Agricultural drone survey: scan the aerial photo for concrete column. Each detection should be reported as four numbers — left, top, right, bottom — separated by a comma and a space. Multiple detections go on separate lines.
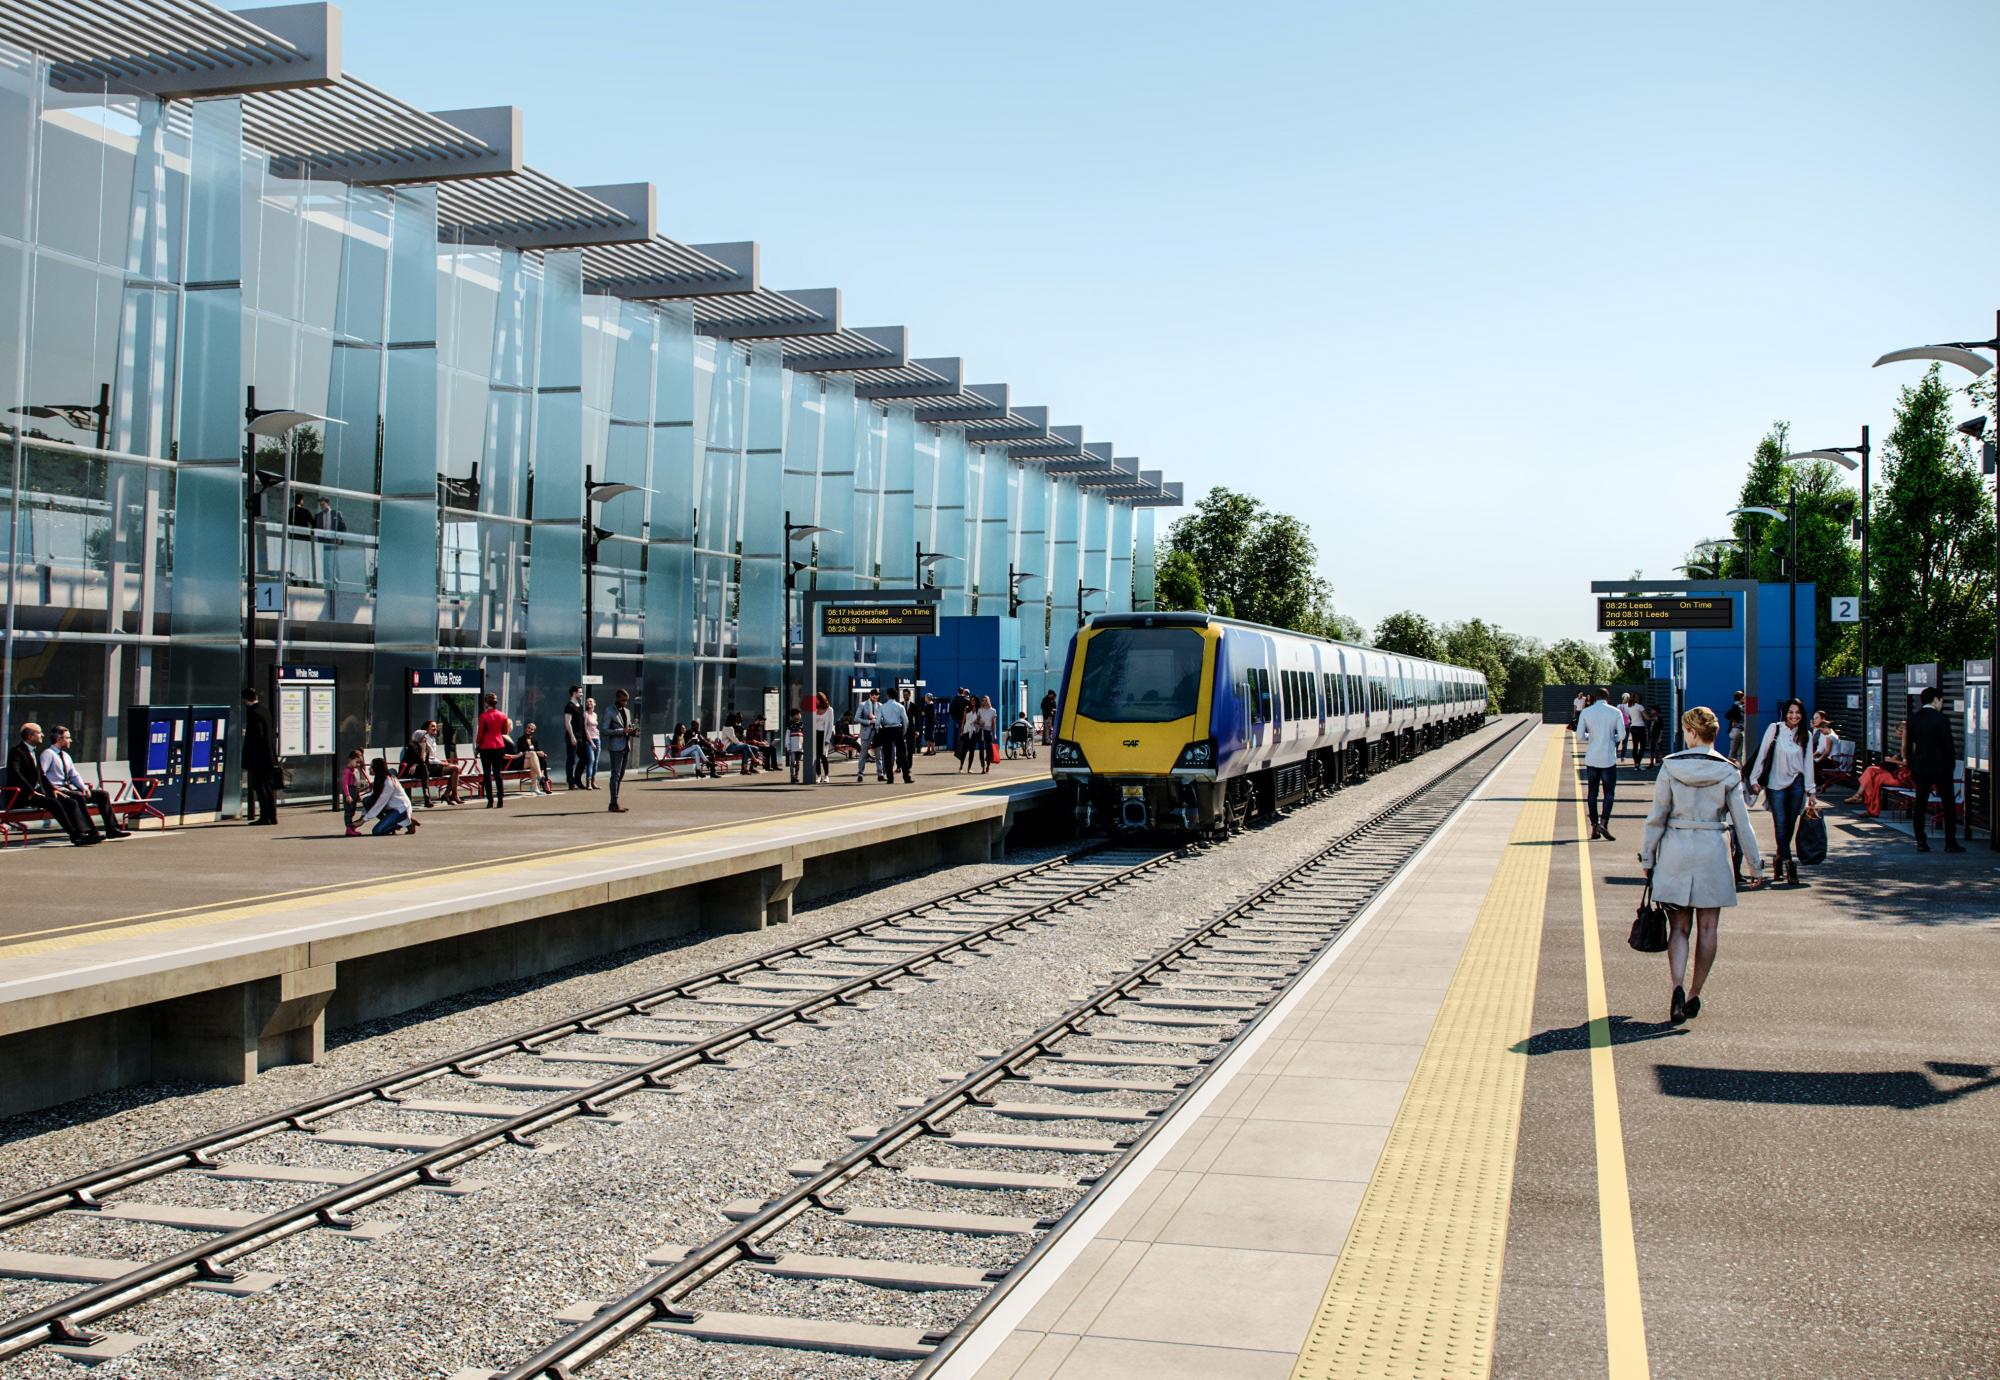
150, 964, 337, 1085
764, 856, 805, 928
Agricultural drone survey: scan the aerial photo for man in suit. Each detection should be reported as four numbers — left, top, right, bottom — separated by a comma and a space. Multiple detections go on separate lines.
39, 725, 127, 839
7, 723, 96, 845
241, 688, 280, 825
1906, 685, 1963, 853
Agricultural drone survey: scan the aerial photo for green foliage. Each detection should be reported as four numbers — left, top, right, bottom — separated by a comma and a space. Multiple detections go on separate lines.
1441, 618, 1511, 714
1322, 611, 1367, 642
1547, 637, 1615, 686
1164, 486, 1353, 635
1153, 549, 1205, 612
1373, 610, 1443, 661
1868, 365, 1997, 668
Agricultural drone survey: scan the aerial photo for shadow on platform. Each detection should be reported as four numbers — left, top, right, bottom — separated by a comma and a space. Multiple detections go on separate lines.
1655, 1061, 2000, 1109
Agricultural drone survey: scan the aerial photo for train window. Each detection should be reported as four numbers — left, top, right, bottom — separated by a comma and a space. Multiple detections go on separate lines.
1076, 626, 1205, 724
1256, 668, 1272, 722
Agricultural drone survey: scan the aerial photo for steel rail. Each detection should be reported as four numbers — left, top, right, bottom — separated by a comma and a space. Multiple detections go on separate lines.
0, 843, 1188, 1360
495, 718, 1528, 1380
0, 845, 1115, 1235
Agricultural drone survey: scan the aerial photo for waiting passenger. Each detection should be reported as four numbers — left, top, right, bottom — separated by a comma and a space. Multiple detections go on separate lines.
507, 722, 554, 795
1638, 705, 1762, 1025
35, 725, 127, 841
340, 748, 368, 835
359, 759, 417, 835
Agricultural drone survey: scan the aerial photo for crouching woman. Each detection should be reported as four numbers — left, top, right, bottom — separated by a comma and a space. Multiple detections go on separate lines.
1638, 706, 1762, 1025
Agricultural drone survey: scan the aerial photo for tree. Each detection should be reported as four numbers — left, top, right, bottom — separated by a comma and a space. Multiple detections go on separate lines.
1441, 619, 1510, 714
1164, 486, 1340, 635
1321, 611, 1367, 642
1868, 365, 1997, 669
1373, 610, 1443, 661
1154, 549, 1205, 612
1547, 637, 1614, 686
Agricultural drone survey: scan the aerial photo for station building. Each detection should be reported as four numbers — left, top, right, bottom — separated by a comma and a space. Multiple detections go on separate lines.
0, 1, 1180, 802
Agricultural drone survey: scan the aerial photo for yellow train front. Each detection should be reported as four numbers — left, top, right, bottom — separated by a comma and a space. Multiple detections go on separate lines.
1049, 612, 1222, 834
1050, 611, 1491, 836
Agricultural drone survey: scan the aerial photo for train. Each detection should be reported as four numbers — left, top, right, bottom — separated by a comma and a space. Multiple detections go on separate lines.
1049, 611, 1490, 836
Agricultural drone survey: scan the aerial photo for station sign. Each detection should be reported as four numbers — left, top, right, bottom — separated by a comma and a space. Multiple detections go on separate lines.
1906, 663, 1938, 692
1596, 597, 1733, 632
1831, 595, 1861, 623
410, 667, 483, 695
274, 664, 336, 758
819, 601, 941, 638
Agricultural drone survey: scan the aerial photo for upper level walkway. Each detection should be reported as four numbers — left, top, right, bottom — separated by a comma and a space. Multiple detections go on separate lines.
948, 724, 1998, 1380
0, 751, 1055, 1116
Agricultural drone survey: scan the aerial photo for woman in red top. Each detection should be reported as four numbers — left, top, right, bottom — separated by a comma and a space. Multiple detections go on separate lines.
475, 692, 512, 809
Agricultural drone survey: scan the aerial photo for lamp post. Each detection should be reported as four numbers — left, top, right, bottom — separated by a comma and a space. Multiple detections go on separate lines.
1077, 582, 1104, 622
582, 465, 648, 683
1784, 429, 1871, 747
1007, 564, 1040, 617
1874, 315, 2000, 848
783, 511, 836, 721
243, 388, 340, 691
913, 544, 955, 698
9, 382, 112, 450
1728, 499, 1798, 701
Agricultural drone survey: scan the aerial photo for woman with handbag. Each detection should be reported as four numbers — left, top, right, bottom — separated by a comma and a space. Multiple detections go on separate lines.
1638, 705, 1763, 1024
1745, 698, 1818, 886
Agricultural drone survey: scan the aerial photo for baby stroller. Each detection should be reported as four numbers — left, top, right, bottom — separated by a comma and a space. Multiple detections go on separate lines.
1006, 715, 1035, 760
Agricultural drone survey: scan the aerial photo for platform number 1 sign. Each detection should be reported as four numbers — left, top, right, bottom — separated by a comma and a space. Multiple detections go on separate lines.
1831, 596, 1861, 623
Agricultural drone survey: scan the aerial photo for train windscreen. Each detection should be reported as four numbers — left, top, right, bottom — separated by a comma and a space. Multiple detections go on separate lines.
1077, 627, 1204, 723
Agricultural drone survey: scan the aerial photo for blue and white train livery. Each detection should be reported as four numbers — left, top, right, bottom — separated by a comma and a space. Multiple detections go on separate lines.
1049, 612, 1489, 835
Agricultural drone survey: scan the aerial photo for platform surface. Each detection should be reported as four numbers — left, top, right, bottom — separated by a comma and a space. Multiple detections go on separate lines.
954, 724, 2000, 1380
0, 753, 1050, 1035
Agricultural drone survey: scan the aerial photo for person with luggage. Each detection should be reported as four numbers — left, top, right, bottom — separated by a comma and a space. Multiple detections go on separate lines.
1638, 705, 1763, 1024
1906, 685, 1963, 853
1746, 697, 1818, 885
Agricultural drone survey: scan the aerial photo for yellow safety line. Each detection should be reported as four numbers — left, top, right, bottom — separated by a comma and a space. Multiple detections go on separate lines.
1290, 731, 1564, 1380
1572, 752, 1652, 1378
0, 774, 1025, 960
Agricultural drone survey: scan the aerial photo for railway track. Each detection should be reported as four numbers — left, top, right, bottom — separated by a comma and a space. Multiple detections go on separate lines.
0, 842, 1190, 1364
478, 717, 1530, 1380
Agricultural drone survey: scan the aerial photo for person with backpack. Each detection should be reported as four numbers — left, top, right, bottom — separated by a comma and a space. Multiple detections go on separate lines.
1638, 705, 1762, 1024
1746, 697, 1818, 886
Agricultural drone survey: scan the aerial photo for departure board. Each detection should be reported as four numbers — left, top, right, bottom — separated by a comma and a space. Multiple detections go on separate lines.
1596, 597, 1733, 632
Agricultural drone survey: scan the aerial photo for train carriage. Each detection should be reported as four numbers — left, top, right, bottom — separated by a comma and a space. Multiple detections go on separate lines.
1050, 612, 1488, 836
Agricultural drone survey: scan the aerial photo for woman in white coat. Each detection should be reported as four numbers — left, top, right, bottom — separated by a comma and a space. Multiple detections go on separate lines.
1639, 705, 1762, 1025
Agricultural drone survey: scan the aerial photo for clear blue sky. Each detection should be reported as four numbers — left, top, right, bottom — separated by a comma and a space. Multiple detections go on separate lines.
332, 0, 2000, 644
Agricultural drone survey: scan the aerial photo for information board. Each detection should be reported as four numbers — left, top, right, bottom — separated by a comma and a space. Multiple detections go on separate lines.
275, 665, 337, 758
1596, 597, 1733, 632
819, 601, 940, 637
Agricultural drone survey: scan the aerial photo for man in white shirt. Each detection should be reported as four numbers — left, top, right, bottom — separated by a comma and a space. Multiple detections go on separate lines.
38, 724, 128, 839
1575, 687, 1627, 842
874, 692, 911, 784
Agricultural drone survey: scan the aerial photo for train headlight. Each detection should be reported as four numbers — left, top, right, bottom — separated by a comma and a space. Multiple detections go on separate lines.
1173, 739, 1216, 770
1052, 739, 1089, 769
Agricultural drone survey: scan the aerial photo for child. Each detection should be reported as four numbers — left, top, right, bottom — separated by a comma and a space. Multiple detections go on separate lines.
784, 708, 806, 783
340, 748, 368, 836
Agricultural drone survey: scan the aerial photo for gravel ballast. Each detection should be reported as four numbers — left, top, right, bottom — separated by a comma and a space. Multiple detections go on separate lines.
0, 721, 1520, 1379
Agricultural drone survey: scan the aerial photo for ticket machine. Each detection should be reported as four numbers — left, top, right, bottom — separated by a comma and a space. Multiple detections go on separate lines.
127, 703, 232, 823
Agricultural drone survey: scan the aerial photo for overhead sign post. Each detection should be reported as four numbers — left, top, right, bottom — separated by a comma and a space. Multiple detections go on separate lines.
802, 588, 941, 780
1596, 597, 1734, 632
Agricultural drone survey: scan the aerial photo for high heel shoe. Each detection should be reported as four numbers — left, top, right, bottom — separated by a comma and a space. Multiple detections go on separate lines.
1684, 994, 1702, 1019
1670, 985, 1687, 1024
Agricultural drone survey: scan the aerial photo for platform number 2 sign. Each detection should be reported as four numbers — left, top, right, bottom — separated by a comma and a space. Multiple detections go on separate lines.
1831, 596, 1861, 623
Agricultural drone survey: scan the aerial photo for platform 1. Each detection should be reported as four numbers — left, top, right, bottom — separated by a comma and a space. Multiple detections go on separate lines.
948, 724, 1999, 1380
0, 754, 1057, 1117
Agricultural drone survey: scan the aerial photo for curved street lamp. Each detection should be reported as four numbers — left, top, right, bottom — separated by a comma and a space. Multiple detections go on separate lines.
1875, 311, 2000, 848
582, 466, 652, 681
784, 513, 839, 721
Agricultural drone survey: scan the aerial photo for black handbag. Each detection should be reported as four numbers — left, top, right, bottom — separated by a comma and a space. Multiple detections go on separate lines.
1795, 808, 1828, 866
1628, 881, 1669, 953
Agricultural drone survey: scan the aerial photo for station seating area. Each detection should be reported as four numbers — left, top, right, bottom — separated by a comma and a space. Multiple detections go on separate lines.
0, 763, 167, 844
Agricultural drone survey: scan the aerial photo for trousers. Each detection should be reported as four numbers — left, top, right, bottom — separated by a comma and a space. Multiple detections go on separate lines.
1911, 772, 1957, 845
1766, 777, 1805, 861
875, 726, 906, 782
1584, 764, 1617, 828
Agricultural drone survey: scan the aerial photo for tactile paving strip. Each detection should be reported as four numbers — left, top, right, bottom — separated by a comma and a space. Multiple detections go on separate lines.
1290, 732, 1564, 1380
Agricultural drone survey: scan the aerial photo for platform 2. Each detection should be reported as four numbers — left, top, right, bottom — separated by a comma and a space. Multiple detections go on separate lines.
0, 754, 1057, 1118
949, 725, 1999, 1380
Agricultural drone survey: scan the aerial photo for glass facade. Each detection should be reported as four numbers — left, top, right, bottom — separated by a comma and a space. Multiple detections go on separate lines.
0, 43, 1161, 794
